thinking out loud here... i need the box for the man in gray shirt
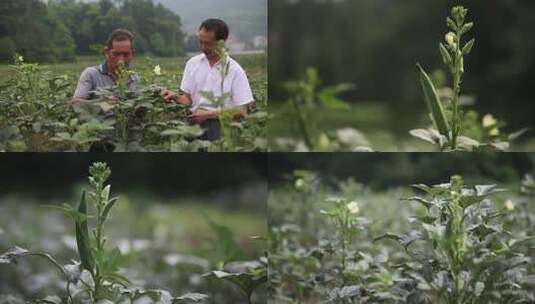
[71,29,139,104]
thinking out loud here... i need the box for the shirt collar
[201,53,224,67]
[98,61,111,75]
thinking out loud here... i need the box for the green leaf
[75,191,94,273]
[0,246,30,263]
[101,196,119,224]
[373,233,417,250]
[416,64,450,137]
[101,272,130,287]
[459,195,485,209]
[205,270,266,301]
[409,128,442,145]
[462,39,475,55]
[439,43,452,66]
[401,196,433,209]
[462,22,474,34]
[318,83,354,110]
[173,293,209,303]
[508,128,529,141]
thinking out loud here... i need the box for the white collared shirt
[180,53,254,111]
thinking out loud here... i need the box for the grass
[0,54,266,82]
[268,101,432,151]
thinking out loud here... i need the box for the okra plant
[320,197,366,281]
[0,162,209,303]
[376,175,534,303]
[412,6,527,151]
[279,68,371,151]
[0,54,73,151]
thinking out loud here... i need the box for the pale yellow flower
[482,114,497,128]
[295,178,305,190]
[18,55,23,62]
[347,201,360,214]
[505,200,514,211]
[445,32,456,47]
[153,65,162,76]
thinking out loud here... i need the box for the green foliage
[0,162,213,303]
[206,258,267,304]
[274,67,371,151]
[269,170,535,303]
[0,54,267,151]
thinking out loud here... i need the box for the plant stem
[291,98,313,149]
[451,28,462,150]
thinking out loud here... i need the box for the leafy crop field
[0,162,267,304]
[268,167,535,303]
[0,54,267,152]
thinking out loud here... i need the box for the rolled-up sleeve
[228,66,254,108]
[73,68,95,99]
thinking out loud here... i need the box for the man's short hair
[107,29,135,50]
[199,19,229,41]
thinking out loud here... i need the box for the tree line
[0,0,186,62]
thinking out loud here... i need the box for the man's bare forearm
[69,97,87,106]
[178,93,192,106]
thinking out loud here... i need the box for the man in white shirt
[160,19,254,141]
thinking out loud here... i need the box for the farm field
[0,53,267,152]
[268,154,535,303]
[0,159,267,304]
[268,102,535,152]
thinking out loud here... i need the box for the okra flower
[505,199,514,211]
[154,65,162,76]
[445,32,456,48]
[482,114,497,128]
[295,178,305,190]
[347,201,360,214]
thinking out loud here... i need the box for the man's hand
[188,109,219,125]
[103,95,118,104]
[160,89,178,103]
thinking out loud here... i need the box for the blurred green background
[268,153,535,191]
[0,153,266,202]
[0,154,266,303]
[269,0,535,150]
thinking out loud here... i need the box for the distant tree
[0,0,186,62]
[0,36,16,61]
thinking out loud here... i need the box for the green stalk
[291,98,313,149]
[451,27,463,150]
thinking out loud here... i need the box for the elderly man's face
[197,28,218,58]
[105,40,134,74]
